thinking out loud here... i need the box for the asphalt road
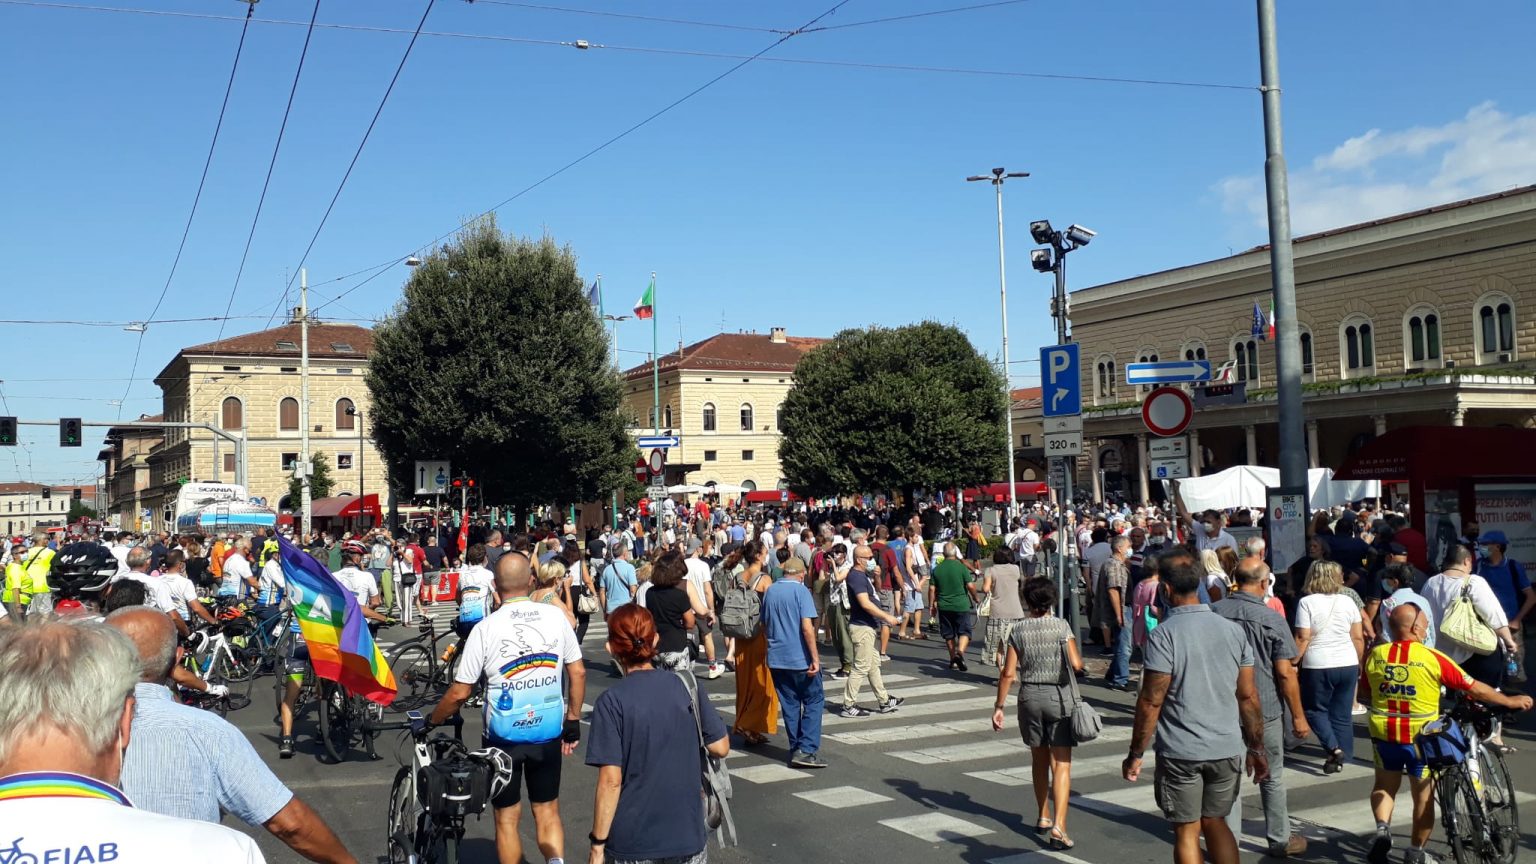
[219,609,1536,864]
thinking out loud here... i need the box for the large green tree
[366,219,631,516]
[778,321,1007,497]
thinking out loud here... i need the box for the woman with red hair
[585,604,730,864]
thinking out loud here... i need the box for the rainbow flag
[276,535,397,705]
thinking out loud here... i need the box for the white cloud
[1218,102,1536,235]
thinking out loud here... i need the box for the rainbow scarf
[277,535,397,705]
[0,771,131,805]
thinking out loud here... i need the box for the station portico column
[1306,420,1320,469]
[1450,406,1466,427]
[1089,439,1103,502]
[1188,428,1202,476]
[1244,425,1258,465]
[1136,433,1150,504]
[1373,414,1388,437]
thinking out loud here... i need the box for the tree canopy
[778,321,1007,496]
[288,452,334,507]
[365,219,630,512]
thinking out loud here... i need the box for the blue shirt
[728,525,746,543]
[1380,587,1437,649]
[120,683,293,826]
[1475,559,1531,620]
[762,579,817,670]
[846,568,881,629]
[600,560,637,612]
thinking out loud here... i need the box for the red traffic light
[467,478,475,488]
[452,478,464,488]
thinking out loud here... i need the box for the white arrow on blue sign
[1125,360,1211,385]
[637,435,681,449]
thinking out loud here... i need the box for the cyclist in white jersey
[456,543,498,639]
[333,542,390,624]
[158,549,217,629]
[429,552,585,864]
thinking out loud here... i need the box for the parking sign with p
[1040,343,1081,418]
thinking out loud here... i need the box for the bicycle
[318,678,389,763]
[0,836,39,864]
[385,617,463,713]
[1426,698,1520,864]
[384,712,510,864]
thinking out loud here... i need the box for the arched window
[1299,329,1315,380]
[336,397,356,430]
[279,397,299,431]
[1230,337,1259,384]
[1340,316,1375,377]
[739,403,754,432]
[740,479,757,492]
[663,404,673,429]
[1475,294,1516,363]
[220,397,243,431]
[1403,307,1441,367]
[702,402,717,432]
[1182,342,1207,363]
[1134,349,1160,392]
[1093,355,1116,403]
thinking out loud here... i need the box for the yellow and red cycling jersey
[1365,640,1474,744]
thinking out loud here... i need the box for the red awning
[1333,427,1536,485]
[743,490,801,504]
[309,494,381,519]
[962,482,1051,500]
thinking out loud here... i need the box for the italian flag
[633,278,655,320]
[1267,300,1276,341]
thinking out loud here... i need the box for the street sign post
[1040,344,1081,418]
[414,460,451,496]
[1148,436,1188,460]
[1043,415,1083,457]
[1125,360,1212,386]
[1150,458,1190,479]
[637,435,681,449]
[1141,387,1194,437]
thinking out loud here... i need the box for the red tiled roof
[179,323,374,361]
[623,332,827,380]
[0,482,45,495]
[1010,386,1043,409]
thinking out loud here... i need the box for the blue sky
[3,0,1534,484]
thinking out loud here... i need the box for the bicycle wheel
[318,682,360,763]
[1440,767,1486,864]
[387,644,437,712]
[214,642,259,683]
[1477,745,1519,864]
[386,765,416,864]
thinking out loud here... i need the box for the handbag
[674,670,737,847]
[1439,580,1497,656]
[575,585,600,615]
[1060,638,1103,743]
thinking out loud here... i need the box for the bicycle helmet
[49,542,119,599]
[342,540,368,559]
[469,746,516,802]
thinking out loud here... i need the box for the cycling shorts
[484,738,563,807]
[1372,739,1430,779]
[285,641,310,682]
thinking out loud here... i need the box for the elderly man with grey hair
[110,546,177,620]
[0,617,266,861]
[107,607,357,864]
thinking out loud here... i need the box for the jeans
[1300,664,1357,760]
[1225,715,1290,849]
[771,667,824,756]
[1107,604,1133,686]
[842,624,890,708]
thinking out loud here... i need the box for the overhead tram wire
[312,0,860,315]
[114,0,257,420]
[799,0,1036,32]
[279,0,438,301]
[213,0,322,344]
[466,0,792,34]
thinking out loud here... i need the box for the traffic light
[467,478,476,488]
[60,417,82,447]
[0,416,15,446]
[72,488,82,502]
[41,487,52,500]
[452,478,464,488]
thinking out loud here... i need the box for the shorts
[937,610,975,641]
[284,641,310,682]
[1373,740,1430,779]
[878,590,896,615]
[1153,755,1241,823]
[903,589,925,615]
[485,738,564,807]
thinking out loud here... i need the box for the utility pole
[1257,0,1305,489]
[967,167,1029,526]
[300,268,312,537]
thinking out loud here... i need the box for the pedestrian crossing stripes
[792,786,893,809]
[878,811,995,842]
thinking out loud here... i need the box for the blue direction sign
[1125,359,1211,386]
[637,435,681,449]
[1040,343,1081,418]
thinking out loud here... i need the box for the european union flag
[1251,302,1265,340]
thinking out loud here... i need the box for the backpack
[719,568,763,640]
[710,559,733,614]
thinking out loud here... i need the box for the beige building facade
[99,415,164,531]
[1,483,93,536]
[130,319,392,530]
[1067,185,1536,502]
[620,329,825,493]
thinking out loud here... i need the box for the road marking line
[986,851,1096,864]
[1283,790,1535,840]
[730,763,812,784]
[1072,760,1371,815]
[878,811,995,842]
[715,681,975,717]
[966,751,1130,785]
[820,695,1013,726]
[793,785,894,809]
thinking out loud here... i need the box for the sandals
[1035,818,1054,834]
[1048,828,1075,850]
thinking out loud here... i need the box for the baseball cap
[1478,530,1510,546]
[1387,542,1408,556]
[782,557,807,576]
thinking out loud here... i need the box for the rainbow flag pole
[275,535,397,705]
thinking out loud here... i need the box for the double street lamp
[345,405,367,529]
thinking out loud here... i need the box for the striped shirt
[120,683,292,826]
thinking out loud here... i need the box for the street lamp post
[603,313,632,531]
[967,167,1029,526]
[346,405,365,530]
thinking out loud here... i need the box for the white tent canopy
[666,483,706,494]
[1174,466,1381,513]
[703,482,747,494]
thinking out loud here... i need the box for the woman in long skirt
[732,539,779,744]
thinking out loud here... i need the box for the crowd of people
[0,491,1532,864]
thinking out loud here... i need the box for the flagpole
[651,272,660,442]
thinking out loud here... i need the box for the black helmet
[50,542,119,599]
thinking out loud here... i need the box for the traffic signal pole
[12,419,247,488]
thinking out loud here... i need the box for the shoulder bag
[1060,633,1102,743]
[674,670,737,847]
[1439,580,1497,656]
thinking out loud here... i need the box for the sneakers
[278,736,294,759]
[705,663,723,680]
[838,704,871,718]
[878,654,892,662]
[831,669,851,680]
[877,696,904,713]
[1267,834,1308,858]
[1403,848,1439,864]
[1323,749,1346,774]
[954,656,969,673]
[1366,829,1392,864]
[789,750,828,769]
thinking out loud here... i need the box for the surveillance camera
[1030,248,1053,273]
[1066,224,1096,246]
[1029,220,1054,245]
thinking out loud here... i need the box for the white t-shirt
[113,571,175,615]
[0,775,265,862]
[159,571,200,621]
[333,566,378,608]
[1295,593,1363,669]
[220,553,253,597]
[257,558,287,606]
[110,544,132,575]
[1421,572,1510,663]
[1196,530,1238,553]
[457,565,496,626]
[684,557,712,603]
[454,598,582,745]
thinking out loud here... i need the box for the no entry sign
[1141,386,1194,437]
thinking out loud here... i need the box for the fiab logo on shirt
[4,836,120,863]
